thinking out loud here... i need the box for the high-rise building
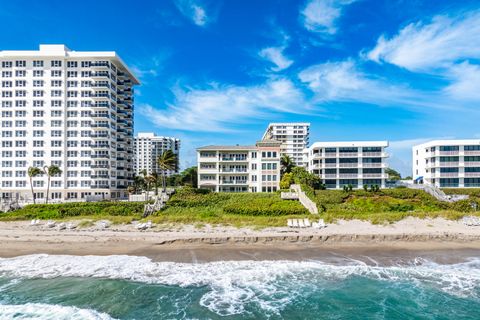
[134,132,180,176]
[0,44,139,201]
[413,139,480,188]
[305,141,389,189]
[197,140,281,192]
[262,122,310,166]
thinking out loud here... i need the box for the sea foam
[0,254,479,316]
[0,303,114,320]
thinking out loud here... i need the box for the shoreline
[0,217,480,262]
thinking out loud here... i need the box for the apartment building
[197,140,281,192]
[262,122,310,166]
[134,132,180,176]
[305,141,389,189]
[413,139,480,188]
[0,44,139,201]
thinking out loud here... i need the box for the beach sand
[1,217,480,262]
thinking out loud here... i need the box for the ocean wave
[0,303,114,320]
[0,255,479,316]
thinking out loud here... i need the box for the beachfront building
[413,139,480,188]
[134,132,180,176]
[197,140,282,192]
[262,122,310,166]
[0,44,139,201]
[305,141,389,189]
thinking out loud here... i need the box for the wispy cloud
[258,46,293,72]
[174,0,210,26]
[301,0,356,35]
[298,60,436,108]
[367,11,480,72]
[139,78,309,132]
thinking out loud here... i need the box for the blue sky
[2,0,480,175]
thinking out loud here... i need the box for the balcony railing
[362,163,383,168]
[219,180,248,185]
[220,168,248,173]
[339,163,358,168]
[465,172,480,177]
[439,162,459,167]
[220,157,248,162]
[438,151,459,156]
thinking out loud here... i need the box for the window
[51,60,62,67]
[67,61,78,68]
[15,60,26,67]
[2,61,12,68]
[33,60,44,67]
[51,70,62,77]
[33,70,44,77]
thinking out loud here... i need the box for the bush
[0,202,144,220]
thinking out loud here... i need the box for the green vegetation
[0,202,144,221]
[385,167,402,181]
[309,188,480,224]
[152,188,309,227]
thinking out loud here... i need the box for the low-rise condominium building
[413,139,480,188]
[305,141,389,189]
[197,140,281,192]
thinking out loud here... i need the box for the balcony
[91,154,110,159]
[362,173,387,178]
[338,152,359,158]
[90,143,110,149]
[465,172,480,178]
[362,163,383,168]
[91,174,110,179]
[438,151,459,156]
[439,162,459,167]
[438,172,459,178]
[91,71,110,79]
[339,163,358,168]
[91,112,110,119]
[324,153,337,158]
[220,157,248,162]
[219,180,248,185]
[219,168,248,173]
[324,163,337,168]
[91,185,109,189]
[91,164,109,169]
[362,152,386,157]
[465,162,480,167]
[338,174,359,178]
[464,151,480,156]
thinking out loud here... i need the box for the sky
[1,0,480,176]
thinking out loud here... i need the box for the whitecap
[0,254,479,316]
[0,303,114,320]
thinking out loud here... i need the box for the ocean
[0,254,479,319]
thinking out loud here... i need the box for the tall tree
[280,154,295,176]
[43,165,62,204]
[157,150,178,192]
[27,167,42,204]
[385,168,402,181]
[181,166,198,188]
[144,175,156,201]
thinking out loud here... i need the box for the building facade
[413,139,480,188]
[305,141,389,189]
[262,122,310,166]
[197,140,281,192]
[0,44,139,201]
[134,132,180,176]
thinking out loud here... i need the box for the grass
[1,187,480,227]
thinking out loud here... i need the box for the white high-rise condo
[0,44,139,201]
[262,122,310,166]
[413,139,480,188]
[134,132,180,176]
[305,141,389,189]
[197,140,281,192]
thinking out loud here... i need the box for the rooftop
[309,141,389,148]
[413,139,480,148]
[0,44,140,84]
[197,145,256,151]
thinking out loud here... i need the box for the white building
[262,122,310,166]
[134,132,180,176]
[305,141,389,189]
[0,44,139,201]
[197,140,281,192]
[413,139,480,188]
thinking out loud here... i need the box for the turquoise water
[0,254,479,319]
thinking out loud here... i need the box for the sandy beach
[0,217,479,262]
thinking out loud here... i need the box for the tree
[386,168,402,181]
[43,165,62,204]
[133,174,145,194]
[157,149,178,192]
[144,175,156,201]
[280,172,294,189]
[28,167,43,204]
[181,166,198,188]
[291,167,322,189]
[280,154,295,176]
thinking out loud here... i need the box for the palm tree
[151,171,159,195]
[157,150,178,193]
[144,175,156,201]
[43,165,62,204]
[133,174,145,194]
[28,167,42,204]
[280,154,295,176]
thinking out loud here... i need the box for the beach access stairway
[143,192,170,217]
[400,182,468,202]
[282,184,318,214]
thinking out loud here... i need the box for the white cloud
[367,11,480,72]
[298,60,434,108]
[443,62,480,101]
[139,78,309,132]
[301,0,356,35]
[174,0,209,26]
[258,46,293,71]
